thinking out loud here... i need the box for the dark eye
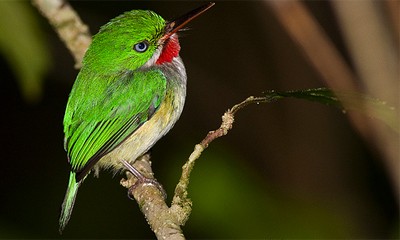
[133,41,149,53]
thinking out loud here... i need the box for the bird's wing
[63,69,166,181]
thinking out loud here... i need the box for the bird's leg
[121,160,167,200]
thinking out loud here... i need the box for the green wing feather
[63,69,166,181]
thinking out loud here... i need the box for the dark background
[0,1,398,238]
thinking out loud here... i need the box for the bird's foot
[121,160,167,200]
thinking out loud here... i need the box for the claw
[121,160,167,200]
[127,184,137,200]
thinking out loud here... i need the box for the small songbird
[59,3,214,232]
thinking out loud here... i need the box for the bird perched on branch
[59,3,214,232]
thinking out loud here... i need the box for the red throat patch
[155,35,181,65]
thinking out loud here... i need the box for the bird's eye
[133,41,149,53]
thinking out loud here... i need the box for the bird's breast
[94,57,187,174]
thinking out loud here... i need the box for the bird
[59,3,214,233]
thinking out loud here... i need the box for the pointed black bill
[161,2,215,41]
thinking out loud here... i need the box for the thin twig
[171,96,275,222]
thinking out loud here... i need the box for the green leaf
[264,88,342,107]
[264,88,398,132]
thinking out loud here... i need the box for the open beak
[160,2,215,42]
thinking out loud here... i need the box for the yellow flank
[93,94,177,175]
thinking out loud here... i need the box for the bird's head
[82,3,214,73]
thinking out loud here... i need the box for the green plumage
[64,69,166,179]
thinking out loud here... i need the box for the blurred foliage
[164,143,354,238]
[0,1,51,103]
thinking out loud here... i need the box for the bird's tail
[59,171,81,234]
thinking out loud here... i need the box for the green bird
[59,3,214,232]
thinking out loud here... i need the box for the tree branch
[31,0,91,68]
[120,155,185,240]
